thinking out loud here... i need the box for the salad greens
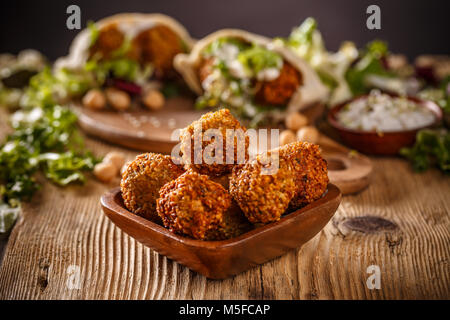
[84,57,150,84]
[284,17,320,61]
[0,202,20,235]
[204,37,250,56]
[406,77,450,174]
[20,67,94,109]
[1,104,98,207]
[88,21,100,46]
[1,65,100,234]
[237,45,282,76]
[85,23,153,85]
[280,18,359,105]
[400,129,450,174]
[419,76,450,115]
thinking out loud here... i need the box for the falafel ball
[204,200,253,240]
[157,171,232,240]
[131,25,185,79]
[229,151,296,224]
[120,153,184,222]
[279,141,329,210]
[90,24,125,60]
[210,173,231,190]
[255,62,303,106]
[180,109,249,177]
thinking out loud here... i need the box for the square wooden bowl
[101,184,341,279]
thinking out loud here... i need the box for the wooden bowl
[101,184,342,279]
[328,95,443,155]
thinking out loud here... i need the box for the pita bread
[56,13,194,71]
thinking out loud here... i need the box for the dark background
[0,0,448,61]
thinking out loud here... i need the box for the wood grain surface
[0,109,449,300]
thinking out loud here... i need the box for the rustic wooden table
[0,109,449,300]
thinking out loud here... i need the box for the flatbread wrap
[56,13,194,84]
[174,29,328,125]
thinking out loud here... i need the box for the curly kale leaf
[400,129,450,174]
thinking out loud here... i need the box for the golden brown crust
[279,142,329,210]
[209,173,231,190]
[90,24,125,60]
[229,151,296,224]
[204,200,253,240]
[255,62,303,106]
[157,171,231,239]
[131,25,186,79]
[120,153,184,222]
[180,109,249,177]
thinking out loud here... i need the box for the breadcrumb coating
[120,153,184,222]
[157,171,232,240]
[229,151,296,224]
[180,109,249,177]
[210,173,231,190]
[279,141,329,210]
[255,62,303,106]
[131,25,185,79]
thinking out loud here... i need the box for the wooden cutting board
[74,98,372,194]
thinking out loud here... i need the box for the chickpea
[104,151,126,172]
[279,130,296,146]
[297,126,319,144]
[105,88,131,111]
[285,112,308,131]
[82,89,106,110]
[93,161,118,183]
[142,89,165,111]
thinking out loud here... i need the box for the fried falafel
[209,173,231,190]
[131,25,185,79]
[120,153,184,222]
[90,24,184,79]
[157,171,232,240]
[180,109,249,177]
[90,24,125,60]
[279,141,329,210]
[204,200,253,241]
[229,151,296,224]
[255,62,303,106]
